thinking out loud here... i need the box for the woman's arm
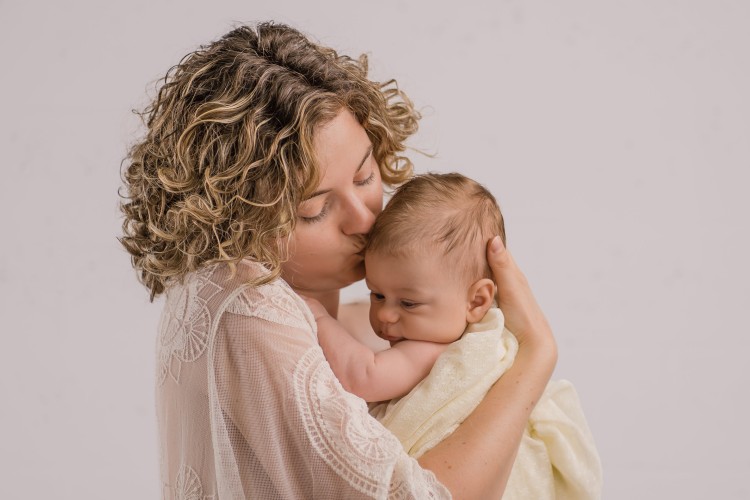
[417,236,558,499]
[308,298,448,401]
[214,299,451,499]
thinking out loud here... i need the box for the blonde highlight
[120,23,420,299]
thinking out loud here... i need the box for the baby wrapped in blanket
[308,173,602,499]
[370,306,600,499]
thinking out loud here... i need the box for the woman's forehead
[313,109,371,169]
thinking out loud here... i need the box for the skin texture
[307,250,496,402]
[280,109,382,314]
[307,298,450,401]
[285,108,557,498]
[366,251,495,345]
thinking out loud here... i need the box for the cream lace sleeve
[156,260,450,500]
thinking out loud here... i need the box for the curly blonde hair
[120,22,420,300]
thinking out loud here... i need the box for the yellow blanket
[370,307,603,499]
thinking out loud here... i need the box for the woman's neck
[297,289,340,318]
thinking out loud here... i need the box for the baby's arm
[306,299,448,402]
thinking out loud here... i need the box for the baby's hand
[302,296,330,322]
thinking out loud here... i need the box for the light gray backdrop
[1,1,748,498]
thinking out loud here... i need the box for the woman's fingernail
[490,236,502,253]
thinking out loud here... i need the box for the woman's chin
[331,261,366,290]
[349,261,367,283]
[283,260,366,292]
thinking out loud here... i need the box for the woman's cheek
[367,184,384,216]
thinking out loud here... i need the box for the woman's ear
[466,278,496,324]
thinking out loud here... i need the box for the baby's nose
[377,304,398,324]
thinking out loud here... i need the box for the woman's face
[281,109,383,294]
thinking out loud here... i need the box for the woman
[120,22,557,499]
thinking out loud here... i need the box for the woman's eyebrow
[355,144,374,173]
[305,144,374,200]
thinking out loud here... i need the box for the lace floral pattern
[157,266,222,385]
[294,347,406,498]
[157,260,449,499]
[225,281,312,332]
[168,465,215,500]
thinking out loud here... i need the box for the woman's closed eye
[299,201,329,224]
[354,168,376,186]
[354,147,376,186]
[298,164,374,224]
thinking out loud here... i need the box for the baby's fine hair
[119,22,420,299]
[367,172,506,283]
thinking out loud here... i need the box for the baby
[308,172,602,500]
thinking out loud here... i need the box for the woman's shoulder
[201,259,315,331]
[163,258,313,330]
[225,261,314,332]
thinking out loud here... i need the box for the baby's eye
[370,292,385,302]
[400,300,419,310]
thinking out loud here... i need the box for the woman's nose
[341,191,376,235]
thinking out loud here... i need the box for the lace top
[156,259,450,499]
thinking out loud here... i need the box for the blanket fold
[369,307,603,499]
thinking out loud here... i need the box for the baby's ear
[466,278,496,323]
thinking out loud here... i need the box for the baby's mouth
[379,330,402,343]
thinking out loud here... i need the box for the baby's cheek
[412,319,434,342]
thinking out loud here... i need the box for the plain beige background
[1,1,748,498]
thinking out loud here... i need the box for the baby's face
[364,250,471,346]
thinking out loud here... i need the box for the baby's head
[365,173,506,345]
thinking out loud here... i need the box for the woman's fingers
[486,236,554,349]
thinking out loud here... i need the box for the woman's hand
[418,237,558,498]
[487,236,557,355]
